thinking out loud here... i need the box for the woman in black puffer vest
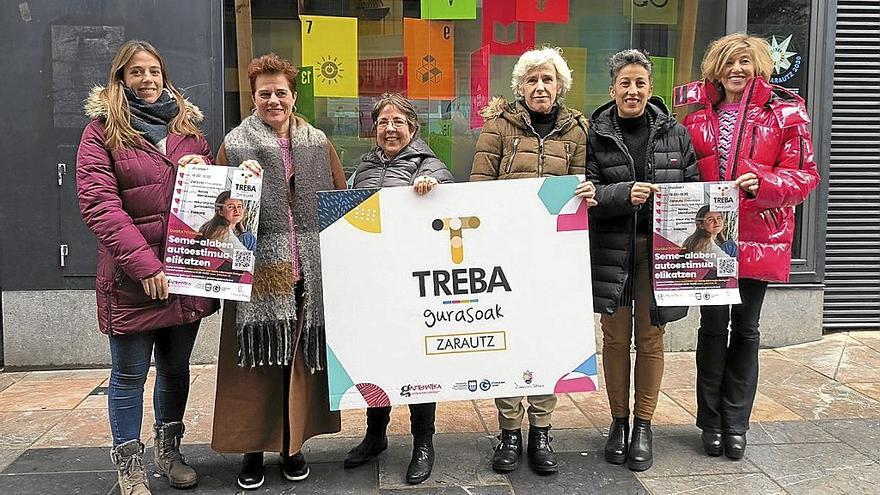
[586,49,698,473]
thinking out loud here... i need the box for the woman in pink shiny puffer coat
[675,33,819,461]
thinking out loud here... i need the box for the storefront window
[747,0,811,97]
[748,0,813,257]
[224,0,726,179]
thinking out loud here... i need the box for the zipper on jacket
[798,136,805,169]
[729,81,758,179]
[521,115,565,177]
[505,137,520,174]
[564,142,572,167]
[749,127,757,159]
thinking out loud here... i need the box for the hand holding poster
[652,182,741,306]
[164,164,262,302]
[318,177,597,410]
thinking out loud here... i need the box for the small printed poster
[470,45,490,129]
[650,56,675,108]
[359,57,408,96]
[560,46,587,112]
[652,182,740,306]
[404,18,456,100]
[482,0,536,56]
[164,164,262,302]
[301,15,359,97]
[624,0,679,25]
[296,66,316,124]
[420,0,477,19]
[515,0,569,23]
[318,177,596,409]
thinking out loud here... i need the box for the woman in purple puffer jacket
[76,40,218,495]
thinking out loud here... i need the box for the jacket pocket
[505,137,520,174]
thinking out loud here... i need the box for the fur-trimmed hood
[83,85,204,123]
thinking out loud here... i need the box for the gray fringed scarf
[224,114,332,371]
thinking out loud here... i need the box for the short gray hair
[608,49,653,82]
[510,46,573,98]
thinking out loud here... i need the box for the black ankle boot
[237,452,264,490]
[344,426,388,468]
[604,416,629,464]
[701,431,723,457]
[492,428,522,473]
[527,426,558,474]
[628,418,653,472]
[723,433,746,460]
[405,435,434,485]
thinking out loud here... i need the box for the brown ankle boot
[111,440,151,495]
[154,421,198,488]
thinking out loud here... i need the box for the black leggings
[367,403,436,438]
[695,278,768,434]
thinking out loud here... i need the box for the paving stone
[746,442,879,494]
[2,446,114,474]
[378,486,513,495]
[379,433,505,490]
[545,426,605,453]
[814,418,880,461]
[643,434,761,476]
[505,451,646,494]
[0,471,117,495]
[146,445,377,495]
[748,420,838,445]
[640,472,785,495]
[0,449,25,473]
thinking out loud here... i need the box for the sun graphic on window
[317,56,344,85]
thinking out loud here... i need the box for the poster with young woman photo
[164,164,262,301]
[652,181,740,306]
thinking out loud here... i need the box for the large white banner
[318,177,597,410]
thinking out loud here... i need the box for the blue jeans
[108,321,200,446]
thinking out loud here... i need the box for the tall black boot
[628,418,653,471]
[405,434,434,485]
[527,426,558,474]
[492,428,522,473]
[604,416,629,464]
[344,408,390,468]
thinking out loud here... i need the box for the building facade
[0,0,875,368]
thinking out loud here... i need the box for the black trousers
[367,403,436,438]
[695,278,768,435]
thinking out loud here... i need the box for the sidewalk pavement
[0,331,877,494]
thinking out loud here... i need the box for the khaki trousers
[495,395,557,430]
[601,236,665,421]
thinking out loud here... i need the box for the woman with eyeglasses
[343,92,454,485]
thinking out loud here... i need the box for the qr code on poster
[232,249,254,271]
[716,257,738,277]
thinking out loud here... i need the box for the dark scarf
[124,87,178,146]
[224,114,333,371]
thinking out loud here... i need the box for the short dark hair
[608,49,653,82]
[371,92,420,134]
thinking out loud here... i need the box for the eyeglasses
[376,118,408,130]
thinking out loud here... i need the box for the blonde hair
[101,40,201,150]
[701,34,774,85]
[511,46,573,98]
